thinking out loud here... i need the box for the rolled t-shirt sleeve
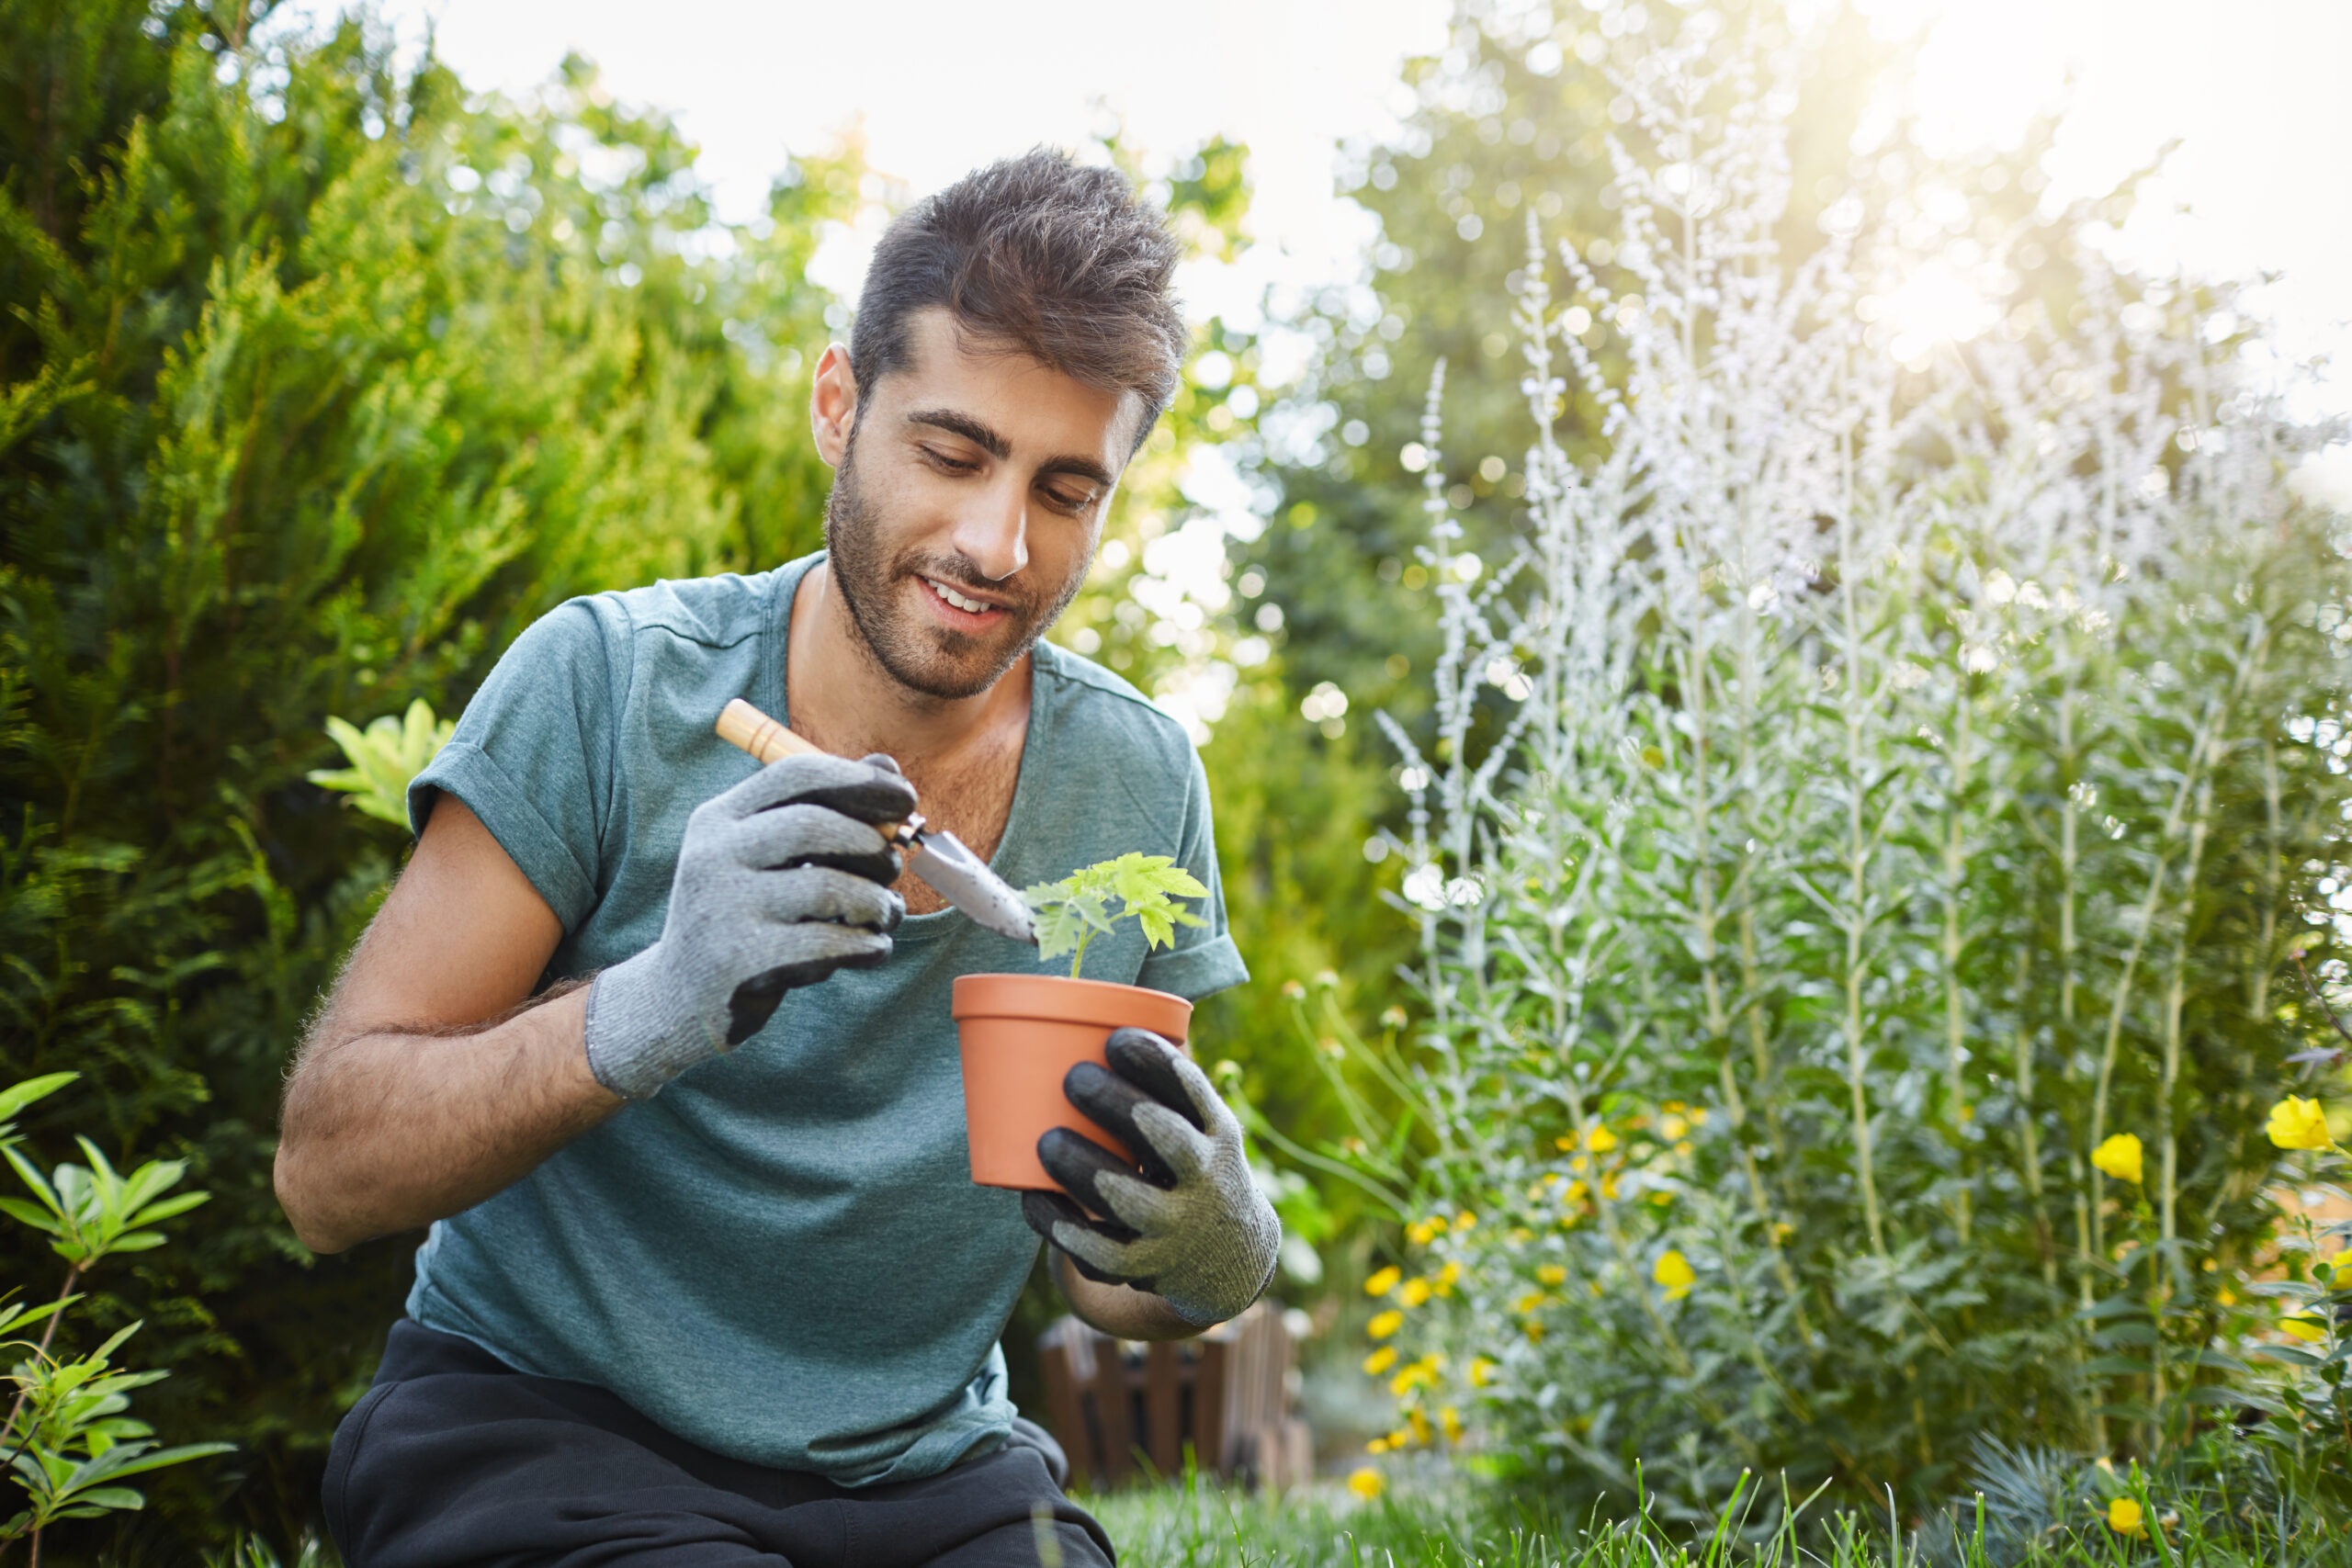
[1136,743,1250,1003]
[408,598,627,931]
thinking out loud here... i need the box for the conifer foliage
[0,0,856,1543]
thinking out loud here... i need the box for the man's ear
[810,344,858,466]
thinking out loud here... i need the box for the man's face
[818,310,1142,701]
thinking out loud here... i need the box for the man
[275,150,1280,1568]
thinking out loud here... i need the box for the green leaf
[0,1198,62,1234]
[0,1075,77,1129]
[125,1190,209,1228]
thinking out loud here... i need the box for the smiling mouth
[921,576,1007,617]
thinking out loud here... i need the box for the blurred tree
[0,1,859,1549]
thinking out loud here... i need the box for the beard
[822,426,1088,701]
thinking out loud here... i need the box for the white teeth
[925,578,993,615]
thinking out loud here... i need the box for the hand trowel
[716,698,1038,946]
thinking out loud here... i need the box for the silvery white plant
[1359,1,2352,1523]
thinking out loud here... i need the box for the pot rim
[951,972,1191,1028]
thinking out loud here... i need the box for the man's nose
[950,479,1030,582]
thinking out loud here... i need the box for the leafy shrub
[0,1073,229,1557]
[1341,6,2352,1529]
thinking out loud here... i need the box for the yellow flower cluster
[1653,1248,1696,1301]
[1404,1210,1477,1247]
[1388,1352,1444,1397]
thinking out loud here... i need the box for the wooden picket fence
[1036,1300,1312,1492]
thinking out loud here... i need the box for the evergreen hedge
[1,2,854,1543]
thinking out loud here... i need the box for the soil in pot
[950,973,1193,1190]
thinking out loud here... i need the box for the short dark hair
[849,150,1186,446]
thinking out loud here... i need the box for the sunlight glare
[1880,260,1997,367]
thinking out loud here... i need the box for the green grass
[1079,1473,2352,1567]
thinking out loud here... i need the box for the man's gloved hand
[1021,1028,1281,1328]
[584,752,917,1100]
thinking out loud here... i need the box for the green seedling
[1023,853,1206,980]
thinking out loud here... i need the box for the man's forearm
[1054,1250,1205,1341]
[275,985,618,1254]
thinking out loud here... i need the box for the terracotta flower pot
[951,973,1193,1190]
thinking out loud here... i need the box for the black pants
[325,1321,1115,1568]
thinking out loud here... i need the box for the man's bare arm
[275,797,621,1255]
[1054,1250,1205,1341]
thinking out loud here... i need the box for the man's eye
[922,446,978,474]
[1044,486,1098,515]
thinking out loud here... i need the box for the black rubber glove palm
[1020,1028,1281,1328]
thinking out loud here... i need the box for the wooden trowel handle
[716,698,821,767]
[715,698,924,852]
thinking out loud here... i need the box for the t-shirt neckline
[765,551,1051,948]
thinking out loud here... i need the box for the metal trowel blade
[911,829,1038,945]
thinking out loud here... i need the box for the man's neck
[783,562,1032,775]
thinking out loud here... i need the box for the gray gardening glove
[1022,1028,1281,1328]
[583,752,916,1100]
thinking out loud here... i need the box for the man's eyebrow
[905,409,1011,460]
[904,408,1115,491]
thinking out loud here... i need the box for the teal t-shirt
[401,552,1248,1483]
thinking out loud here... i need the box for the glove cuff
[584,945,721,1100]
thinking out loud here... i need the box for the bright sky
[345,0,2349,425]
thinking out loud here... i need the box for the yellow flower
[1363,1347,1398,1376]
[1453,1210,1478,1233]
[2092,1133,2143,1185]
[1512,1289,1547,1315]
[1469,1355,1498,1387]
[1390,1366,1425,1396]
[1408,1409,1432,1445]
[1407,1216,1445,1247]
[1555,1135,1577,1152]
[1400,1277,1433,1308]
[1435,1260,1461,1295]
[2107,1497,2143,1537]
[1536,1263,1567,1286]
[1440,1405,1464,1441]
[1771,1221,1794,1244]
[1348,1467,1385,1500]
[2279,1314,2328,1343]
[1654,1248,1696,1301]
[1660,1113,1689,1141]
[1601,1178,1621,1201]
[2267,1095,2334,1151]
[1523,1318,1546,1342]
[1368,1310,1403,1339]
[1365,1266,1401,1298]
[2218,1287,2237,1306]
[1649,1191,1674,1207]
[1587,1125,1619,1153]
[1507,1226,1533,1247]
[1688,1107,1708,1125]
